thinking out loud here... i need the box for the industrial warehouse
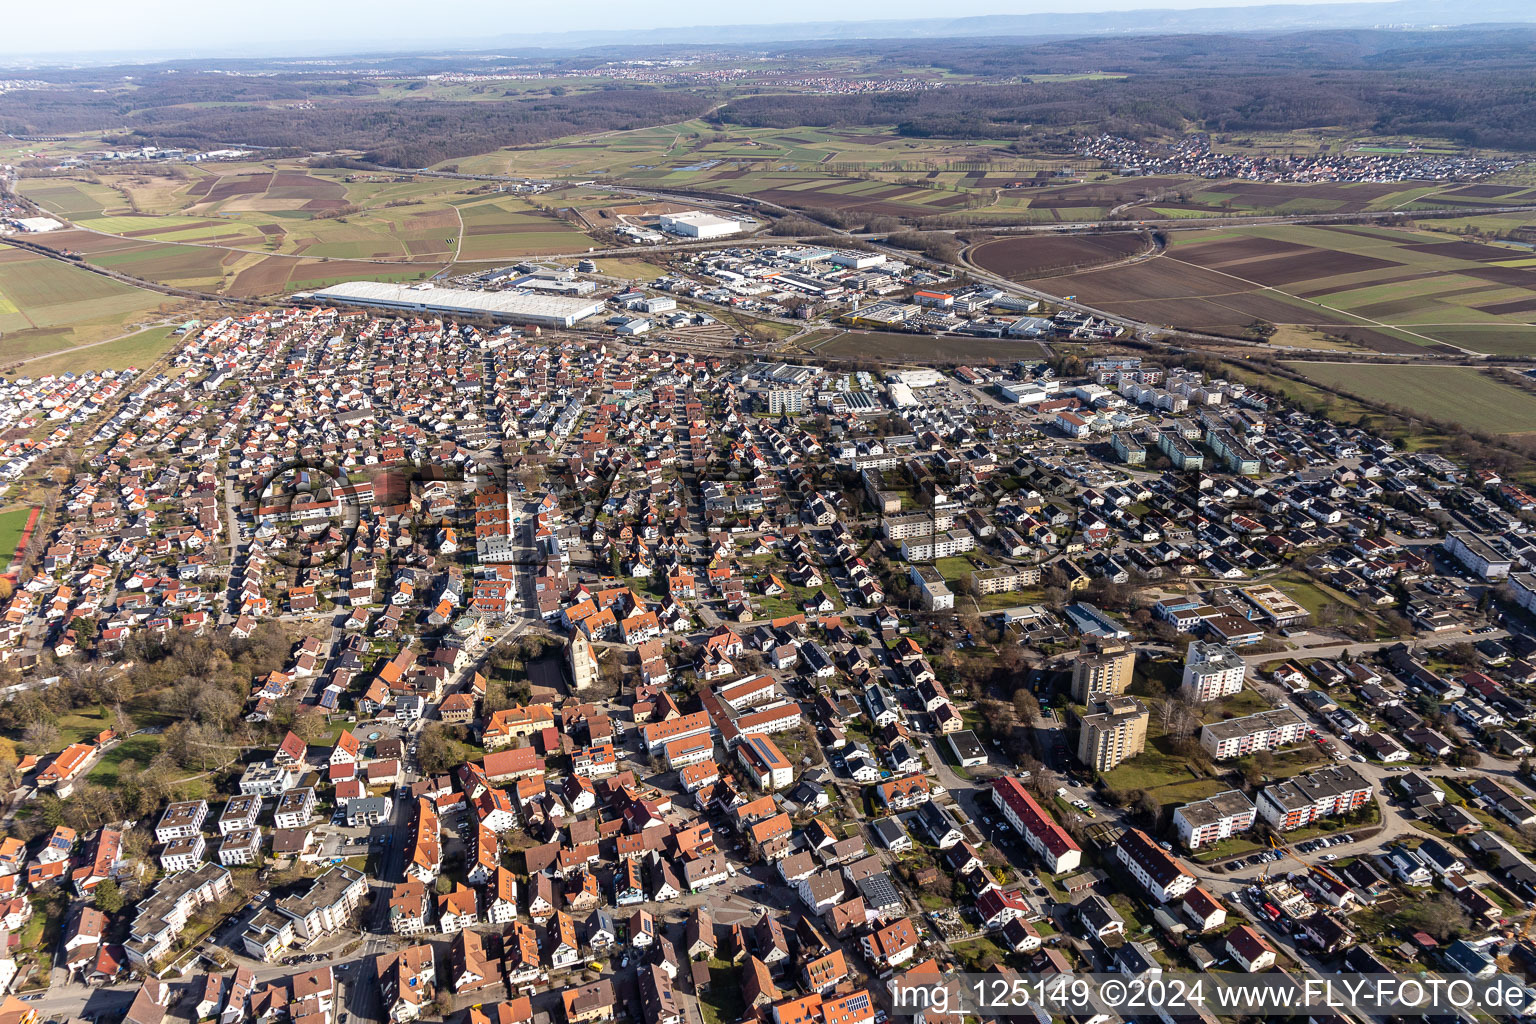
[296,281,607,328]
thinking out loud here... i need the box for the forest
[0,75,714,168]
[722,28,1536,149]
[3,25,1536,164]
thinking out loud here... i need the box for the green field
[0,507,33,563]
[1281,362,1536,434]
[20,324,181,378]
[0,247,179,362]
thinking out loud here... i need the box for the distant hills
[486,0,1536,51]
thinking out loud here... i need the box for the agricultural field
[1023,223,1536,354]
[441,119,1536,227]
[1280,362,1536,435]
[18,324,184,379]
[15,162,607,298]
[971,232,1152,279]
[0,247,183,363]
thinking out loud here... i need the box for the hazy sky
[9,0,1382,60]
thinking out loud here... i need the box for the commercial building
[1180,641,1247,702]
[1239,584,1310,628]
[658,211,740,239]
[1070,639,1136,702]
[300,282,606,329]
[1075,696,1148,772]
[1173,790,1257,850]
[1257,766,1373,831]
[1199,707,1309,760]
[991,776,1081,874]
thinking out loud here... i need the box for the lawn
[1281,363,1536,436]
[933,556,979,582]
[1198,685,1272,722]
[699,962,745,1024]
[951,936,1010,969]
[50,704,119,747]
[1190,835,1265,863]
[88,734,164,787]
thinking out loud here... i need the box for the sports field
[1022,223,1536,354]
[0,508,35,568]
[1280,363,1536,435]
[0,247,178,362]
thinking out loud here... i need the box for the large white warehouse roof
[299,281,605,327]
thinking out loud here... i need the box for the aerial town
[0,246,1532,1024]
[5,5,1536,1024]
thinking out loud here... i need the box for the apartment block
[1199,707,1309,759]
[1069,638,1136,702]
[1180,641,1246,702]
[1257,766,1373,831]
[126,863,233,967]
[1173,790,1257,850]
[1075,696,1148,772]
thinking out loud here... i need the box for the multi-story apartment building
[1257,766,1373,831]
[1173,790,1257,850]
[274,788,316,830]
[218,795,261,835]
[1070,639,1136,702]
[641,711,713,754]
[219,829,262,866]
[970,565,1043,596]
[1199,707,1309,759]
[899,529,975,562]
[126,863,233,967]
[991,776,1081,874]
[242,865,368,961]
[155,800,208,844]
[1115,827,1195,903]
[881,511,955,542]
[1181,641,1247,702]
[1075,696,1148,772]
[160,835,206,873]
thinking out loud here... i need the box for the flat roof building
[1075,696,1148,772]
[1173,790,1256,850]
[299,282,605,328]
[1200,707,1309,760]
[658,211,740,239]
